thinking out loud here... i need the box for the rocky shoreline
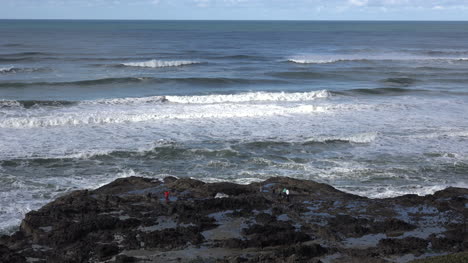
[1,176,467,263]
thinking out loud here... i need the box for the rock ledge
[1,176,467,263]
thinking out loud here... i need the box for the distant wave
[337,87,422,96]
[0,77,286,88]
[287,56,468,64]
[422,50,468,56]
[0,57,39,63]
[0,99,76,109]
[0,52,56,62]
[210,54,267,60]
[121,59,200,68]
[0,67,50,74]
[288,58,368,64]
[82,96,168,105]
[0,77,152,88]
[2,43,25,47]
[304,132,378,144]
[0,67,20,74]
[244,133,377,147]
[269,71,334,79]
[381,77,420,86]
[0,52,52,57]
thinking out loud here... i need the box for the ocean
[1,20,467,234]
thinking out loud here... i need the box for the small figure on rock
[280,188,290,202]
[164,191,170,202]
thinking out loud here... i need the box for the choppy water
[1,20,468,234]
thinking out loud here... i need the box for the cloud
[348,0,369,6]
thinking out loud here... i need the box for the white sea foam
[0,66,14,73]
[121,59,200,68]
[344,182,468,199]
[0,99,21,108]
[82,96,168,105]
[166,90,331,104]
[411,130,468,139]
[288,58,356,64]
[288,55,468,64]
[81,90,331,106]
[0,103,345,128]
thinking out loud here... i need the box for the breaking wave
[0,91,338,128]
[165,90,331,104]
[83,90,330,105]
[287,56,468,64]
[1,90,331,109]
[288,58,368,64]
[121,59,200,68]
[0,106,334,128]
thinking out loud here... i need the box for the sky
[1,0,468,20]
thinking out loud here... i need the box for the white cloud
[349,0,369,6]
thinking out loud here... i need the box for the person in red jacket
[164,191,170,202]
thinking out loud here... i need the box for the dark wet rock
[377,237,429,255]
[242,222,311,248]
[0,244,26,263]
[95,243,120,260]
[163,176,178,184]
[276,243,328,258]
[1,176,467,262]
[254,212,276,224]
[410,252,468,263]
[95,176,161,195]
[115,254,139,263]
[140,226,205,249]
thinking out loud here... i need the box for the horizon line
[1,18,468,22]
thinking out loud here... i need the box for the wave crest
[0,67,48,74]
[288,56,468,64]
[166,90,331,104]
[304,132,378,144]
[121,59,200,68]
[288,58,363,64]
[81,90,331,105]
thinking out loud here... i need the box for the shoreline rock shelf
[1,176,467,262]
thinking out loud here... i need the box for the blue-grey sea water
[1,20,468,233]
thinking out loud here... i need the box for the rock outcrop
[1,176,467,262]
